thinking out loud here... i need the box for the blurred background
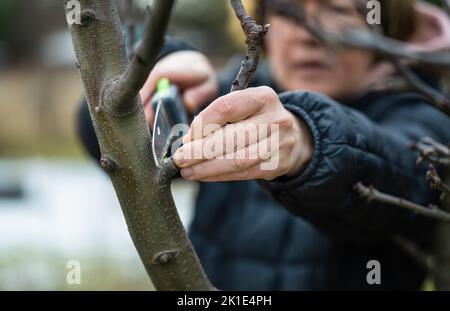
[0,0,248,290]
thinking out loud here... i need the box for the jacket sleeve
[260,91,450,244]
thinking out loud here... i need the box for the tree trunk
[65,0,214,291]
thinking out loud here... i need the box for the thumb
[183,78,218,113]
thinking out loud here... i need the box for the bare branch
[230,0,269,92]
[395,62,450,116]
[411,137,450,166]
[354,182,450,223]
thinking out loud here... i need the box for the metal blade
[152,98,176,167]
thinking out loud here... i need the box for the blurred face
[266,0,376,100]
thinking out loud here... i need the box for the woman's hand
[173,86,314,182]
[140,51,218,126]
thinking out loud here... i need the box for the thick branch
[354,182,450,223]
[230,0,269,92]
[112,0,175,110]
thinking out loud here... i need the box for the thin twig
[230,0,269,92]
[354,182,450,223]
[395,62,450,116]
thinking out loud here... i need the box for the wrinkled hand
[173,86,313,182]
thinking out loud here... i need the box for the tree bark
[64,0,213,291]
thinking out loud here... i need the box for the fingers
[184,86,278,143]
[173,86,298,182]
[196,163,267,182]
[192,163,262,182]
[166,82,313,182]
[174,114,274,169]
[179,135,279,181]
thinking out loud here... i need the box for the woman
[79,0,450,290]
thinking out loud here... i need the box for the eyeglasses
[264,0,367,31]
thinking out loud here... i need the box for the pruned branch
[230,0,269,92]
[354,182,450,223]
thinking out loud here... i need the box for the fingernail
[181,168,193,179]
